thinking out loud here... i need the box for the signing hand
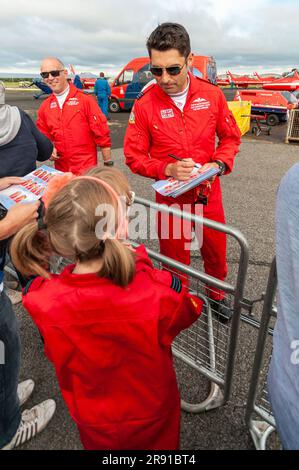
[165,158,196,181]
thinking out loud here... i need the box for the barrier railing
[131,196,249,411]
[245,257,277,450]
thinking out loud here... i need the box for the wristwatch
[215,160,226,176]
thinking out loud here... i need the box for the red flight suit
[124,73,241,300]
[22,245,202,450]
[37,83,111,175]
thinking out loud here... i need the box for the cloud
[0,0,298,75]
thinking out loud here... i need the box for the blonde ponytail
[99,238,135,287]
[10,223,51,279]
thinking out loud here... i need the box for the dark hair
[146,23,191,59]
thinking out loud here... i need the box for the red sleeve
[158,279,203,346]
[124,100,169,180]
[144,267,203,345]
[134,246,203,343]
[212,89,241,173]
[36,105,53,141]
[84,95,111,148]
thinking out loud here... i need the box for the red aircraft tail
[69,64,76,75]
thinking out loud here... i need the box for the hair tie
[42,172,74,209]
[37,200,47,230]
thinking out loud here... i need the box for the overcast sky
[0,0,297,76]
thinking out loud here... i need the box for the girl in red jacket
[11,167,202,450]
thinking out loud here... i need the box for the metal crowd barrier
[245,257,277,450]
[132,196,249,413]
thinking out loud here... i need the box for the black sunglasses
[149,63,186,77]
[40,70,64,79]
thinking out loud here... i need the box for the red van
[234,89,298,125]
[109,55,217,112]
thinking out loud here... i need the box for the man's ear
[187,53,193,68]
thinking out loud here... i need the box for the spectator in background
[268,163,299,450]
[37,57,113,173]
[73,74,83,90]
[0,81,53,303]
[94,72,111,119]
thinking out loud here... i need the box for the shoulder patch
[170,274,182,293]
[129,110,135,124]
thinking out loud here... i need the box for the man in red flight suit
[124,23,241,320]
[37,57,113,174]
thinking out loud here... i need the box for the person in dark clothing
[0,185,56,450]
[0,81,53,300]
[0,91,53,177]
[73,74,83,90]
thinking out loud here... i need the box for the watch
[215,160,226,176]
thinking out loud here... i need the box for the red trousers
[156,178,227,300]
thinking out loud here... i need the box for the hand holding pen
[167,154,220,183]
[165,154,196,181]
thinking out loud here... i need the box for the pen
[168,154,201,169]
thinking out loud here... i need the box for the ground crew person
[124,23,241,320]
[94,72,111,119]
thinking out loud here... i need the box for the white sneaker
[5,287,22,305]
[17,379,35,406]
[1,399,56,450]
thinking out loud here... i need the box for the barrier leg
[178,297,225,412]
[249,419,276,451]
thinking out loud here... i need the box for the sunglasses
[40,70,64,79]
[149,63,186,77]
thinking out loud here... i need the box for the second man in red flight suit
[37,57,113,175]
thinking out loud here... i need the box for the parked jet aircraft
[226,71,261,87]
[261,70,299,91]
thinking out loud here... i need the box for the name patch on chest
[50,102,57,109]
[160,108,174,119]
[191,97,210,111]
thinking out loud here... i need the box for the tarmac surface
[5,90,299,450]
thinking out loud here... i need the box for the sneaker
[210,298,233,323]
[5,287,22,305]
[103,160,114,167]
[17,379,35,406]
[1,399,56,450]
